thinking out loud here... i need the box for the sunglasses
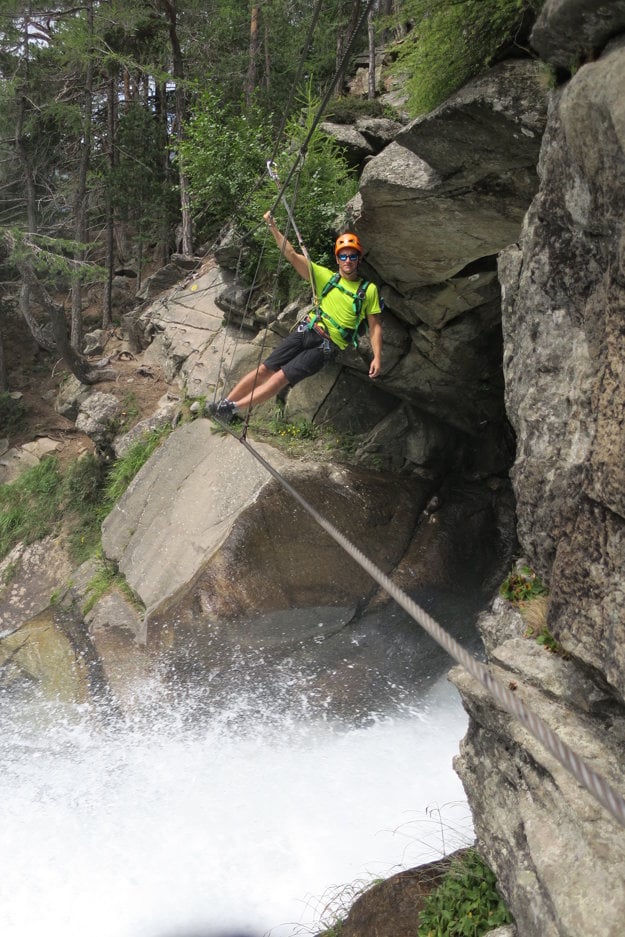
[337,253,360,262]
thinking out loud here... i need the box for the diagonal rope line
[266,0,379,223]
[206,426,625,829]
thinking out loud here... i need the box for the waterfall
[0,666,471,937]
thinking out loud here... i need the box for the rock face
[7,6,625,931]
[354,60,546,290]
[98,417,516,718]
[133,62,548,481]
[531,0,625,68]
[450,5,625,935]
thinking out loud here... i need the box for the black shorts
[264,324,339,386]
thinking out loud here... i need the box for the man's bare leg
[226,363,274,402]
[231,368,289,410]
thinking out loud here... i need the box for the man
[208,210,382,423]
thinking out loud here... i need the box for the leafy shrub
[390,0,545,116]
[241,82,359,301]
[417,849,512,936]
[179,89,273,243]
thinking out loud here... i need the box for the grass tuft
[0,425,172,565]
[0,457,63,556]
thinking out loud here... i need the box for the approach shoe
[214,398,240,424]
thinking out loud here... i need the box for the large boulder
[101,418,428,619]
[352,59,548,293]
[531,0,625,69]
[98,418,517,718]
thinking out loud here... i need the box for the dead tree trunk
[368,3,377,100]
[16,258,116,386]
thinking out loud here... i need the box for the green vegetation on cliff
[392,0,545,115]
[0,426,171,566]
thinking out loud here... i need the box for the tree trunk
[245,3,261,107]
[17,259,115,386]
[103,74,116,328]
[368,3,377,100]
[71,0,94,351]
[154,79,170,270]
[263,9,271,93]
[0,326,7,393]
[18,283,56,353]
[161,0,193,256]
[336,0,362,86]
[14,16,54,354]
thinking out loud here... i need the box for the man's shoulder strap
[320,273,341,298]
[321,275,370,310]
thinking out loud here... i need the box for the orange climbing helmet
[335,232,363,257]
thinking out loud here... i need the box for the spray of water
[0,662,472,937]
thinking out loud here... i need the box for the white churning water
[0,672,472,937]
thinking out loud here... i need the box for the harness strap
[307,274,370,347]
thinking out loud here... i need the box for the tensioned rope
[209,423,625,829]
[266,0,379,223]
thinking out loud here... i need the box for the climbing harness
[305,273,371,348]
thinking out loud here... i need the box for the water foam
[0,674,471,937]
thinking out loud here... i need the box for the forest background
[0,0,542,393]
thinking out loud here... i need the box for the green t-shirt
[310,261,381,350]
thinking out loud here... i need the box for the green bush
[179,89,273,244]
[63,453,107,563]
[241,82,359,301]
[418,849,512,937]
[390,0,545,116]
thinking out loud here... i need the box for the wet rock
[451,639,625,937]
[328,853,461,937]
[0,607,90,702]
[0,536,73,637]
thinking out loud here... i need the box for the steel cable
[220,429,625,830]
